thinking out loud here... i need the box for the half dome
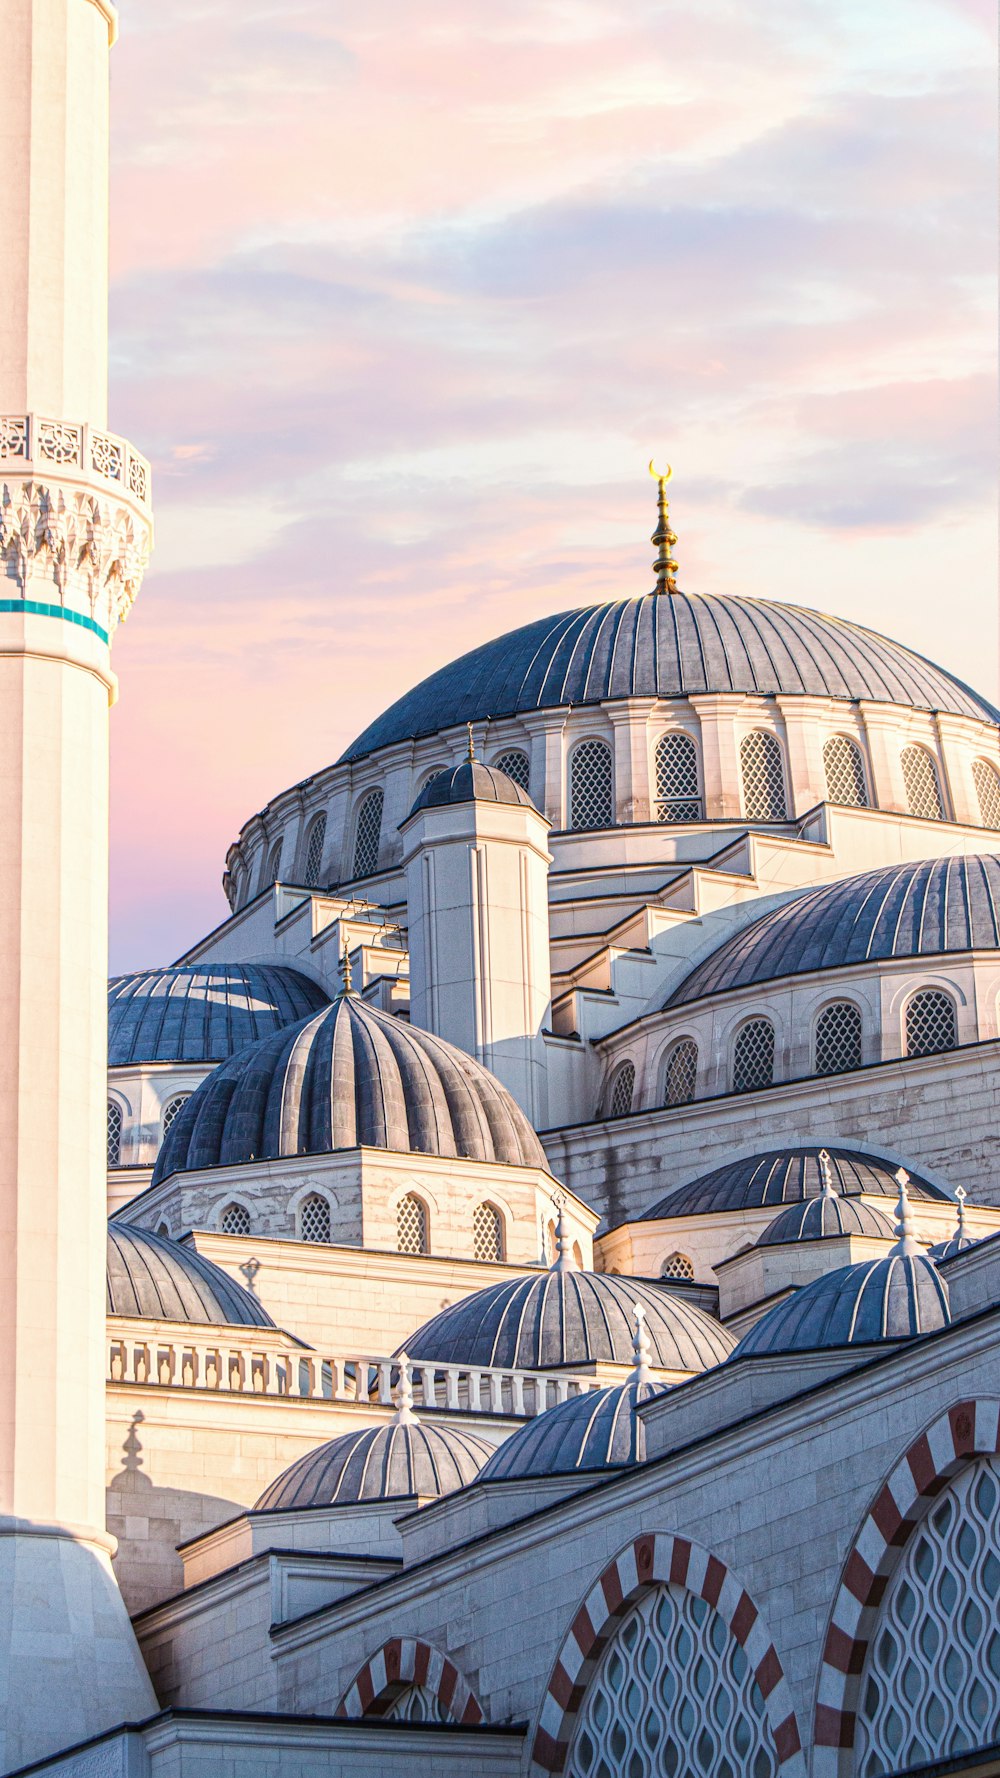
[641,1147,947,1221]
[478,1377,665,1482]
[408,759,535,818]
[254,1419,493,1511]
[732,1253,950,1358]
[108,963,330,1066]
[107,1223,274,1327]
[757,1195,894,1247]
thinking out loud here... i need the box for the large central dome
[341,592,998,763]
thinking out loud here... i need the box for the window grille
[654,732,701,821]
[569,1583,780,1778]
[352,789,384,878]
[419,765,447,790]
[473,1201,504,1262]
[492,748,530,791]
[299,1192,331,1244]
[107,1101,123,1167]
[740,731,787,821]
[303,813,327,887]
[397,1193,428,1256]
[662,1037,698,1106]
[220,1201,251,1236]
[814,1002,863,1075]
[901,746,944,821]
[385,1686,451,1725]
[570,739,613,830]
[162,1095,188,1138]
[905,988,957,1058]
[824,735,869,807]
[660,1251,694,1281]
[608,1061,635,1118]
[973,759,1000,830]
[855,1456,1000,1776]
[265,840,283,885]
[731,1018,775,1093]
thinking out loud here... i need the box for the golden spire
[467,721,476,762]
[341,937,354,996]
[649,461,679,594]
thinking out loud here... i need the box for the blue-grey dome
[668,856,1000,1008]
[254,1419,493,1510]
[930,1231,979,1261]
[641,1148,947,1220]
[107,1223,274,1327]
[478,1377,666,1482]
[757,1195,894,1247]
[108,964,330,1067]
[401,1272,735,1372]
[340,593,999,764]
[732,1253,950,1357]
[152,992,548,1183]
[407,760,535,819]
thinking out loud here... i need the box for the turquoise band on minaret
[0,599,109,644]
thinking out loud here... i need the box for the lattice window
[303,813,327,887]
[905,988,957,1058]
[473,1201,504,1262]
[740,731,787,821]
[569,1582,780,1778]
[824,735,869,807]
[385,1685,451,1724]
[352,789,384,878]
[299,1192,331,1244]
[855,1456,1000,1776]
[731,1018,775,1093]
[492,748,530,791]
[815,1001,863,1075]
[107,1101,123,1167]
[901,746,944,821]
[570,739,614,830]
[608,1061,635,1118]
[397,1193,429,1255]
[265,840,283,886]
[660,1251,694,1281]
[162,1095,188,1138]
[662,1037,698,1106]
[973,759,1000,830]
[220,1201,251,1236]
[654,731,701,821]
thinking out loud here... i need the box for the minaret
[0,0,156,1765]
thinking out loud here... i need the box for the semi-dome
[478,1376,666,1482]
[668,855,1000,1008]
[641,1146,947,1221]
[407,759,535,818]
[152,991,548,1183]
[108,963,330,1067]
[757,1195,894,1247]
[254,1418,492,1511]
[341,593,999,764]
[732,1253,950,1358]
[107,1223,275,1327]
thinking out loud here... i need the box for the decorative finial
[891,1168,920,1257]
[341,939,354,996]
[649,461,679,595]
[630,1301,653,1387]
[954,1183,968,1242]
[818,1149,838,1200]
[393,1351,418,1425]
[467,721,476,763]
[551,1193,573,1273]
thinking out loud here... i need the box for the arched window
[901,745,944,820]
[299,1192,331,1244]
[156,1221,170,1237]
[824,735,869,807]
[814,1001,863,1075]
[385,1686,450,1724]
[660,1251,694,1281]
[265,840,283,885]
[607,1061,635,1118]
[472,1201,504,1263]
[905,988,957,1058]
[396,1193,428,1256]
[855,1456,1000,1776]
[352,789,383,878]
[107,1100,123,1167]
[568,1583,781,1777]
[731,1017,775,1093]
[303,813,327,887]
[161,1094,188,1138]
[740,731,787,821]
[492,748,530,791]
[220,1201,251,1236]
[662,1036,698,1106]
[570,738,613,830]
[972,758,1000,830]
[654,731,701,822]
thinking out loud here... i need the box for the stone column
[859,704,909,813]
[689,694,747,821]
[935,714,987,828]
[775,695,831,815]
[609,700,656,825]
[523,712,567,829]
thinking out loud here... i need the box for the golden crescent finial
[648,460,672,484]
[649,461,678,593]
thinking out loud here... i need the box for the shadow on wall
[108,1411,242,1616]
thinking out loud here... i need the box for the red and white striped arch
[336,1634,484,1725]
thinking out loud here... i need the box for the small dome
[108,963,330,1067]
[479,1377,666,1482]
[929,1192,978,1261]
[254,1419,493,1511]
[757,1195,894,1247]
[107,1223,274,1328]
[152,992,548,1183]
[401,1271,735,1372]
[732,1252,950,1358]
[407,759,536,819]
[642,1147,947,1220]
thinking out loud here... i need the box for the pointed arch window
[607,1060,636,1118]
[397,1193,429,1256]
[352,789,384,878]
[654,732,701,821]
[824,735,869,807]
[814,1001,863,1075]
[905,988,957,1057]
[570,739,613,829]
[472,1202,504,1262]
[299,1192,331,1244]
[901,746,944,820]
[660,1251,694,1281]
[162,1094,189,1138]
[265,840,283,885]
[662,1036,698,1106]
[220,1201,251,1236]
[973,759,1000,830]
[731,1017,775,1093]
[740,731,786,820]
[492,748,530,791]
[107,1100,123,1167]
[303,813,327,887]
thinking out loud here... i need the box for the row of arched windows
[395,1192,506,1262]
[107,1094,189,1168]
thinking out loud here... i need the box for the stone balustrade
[0,412,152,509]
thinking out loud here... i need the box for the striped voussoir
[813,1397,1000,1778]
[530,1531,805,1777]
[336,1635,484,1725]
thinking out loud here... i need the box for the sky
[106,0,997,972]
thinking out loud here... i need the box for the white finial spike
[393,1351,418,1425]
[630,1301,652,1387]
[551,1194,573,1273]
[954,1183,968,1241]
[818,1149,838,1199]
[891,1168,920,1257]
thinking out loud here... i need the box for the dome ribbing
[732,1253,950,1357]
[757,1195,894,1247]
[255,1420,492,1510]
[478,1377,666,1481]
[108,963,329,1066]
[407,760,536,818]
[107,1224,274,1328]
[641,1147,947,1221]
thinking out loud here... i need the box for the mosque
[3,4,1000,1777]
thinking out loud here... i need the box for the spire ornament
[467,721,476,762]
[953,1184,969,1244]
[818,1149,838,1200]
[341,938,354,997]
[891,1168,921,1258]
[393,1351,418,1425]
[550,1193,573,1273]
[630,1302,653,1387]
[649,461,679,594]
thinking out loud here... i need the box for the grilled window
[352,789,384,878]
[905,988,957,1058]
[265,840,283,885]
[162,1094,188,1138]
[220,1201,251,1236]
[472,1201,504,1262]
[660,1251,695,1281]
[492,748,530,791]
[299,1192,331,1244]
[303,813,327,887]
[973,759,1000,830]
[396,1192,429,1256]
[901,746,944,821]
[740,731,786,821]
[814,1002,863,1075]
[731,1018,775,1093]
[608,1061,636,1118]
[107,1100,123,1167]
[570,739,613,830]
[654,732,701,822]
[662,1037,698,1106]
[823,735,869,807]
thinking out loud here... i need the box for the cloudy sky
[107,0,997,971]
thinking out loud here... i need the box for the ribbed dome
[641,1147,947,1221]
[401,1272,735,1372]
[478,1377,666,1481]
[152,993,548,1183]
[930,1231,979,1261]
[408,760,535,818]
[108,964,329,1066]
[107,1223,274,1327]
[668,856,1000,1008]
[254,1420,493,1510]
[340,593,999,764]
[732,1253,950,1357]
[757,1195,894,1247]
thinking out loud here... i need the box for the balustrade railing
[0,412,151,506]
